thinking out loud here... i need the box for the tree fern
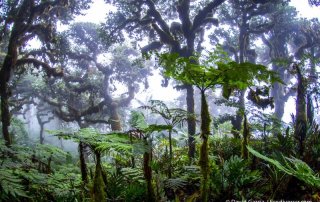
[51,128,133,154]
[0,168,28,200]
[164,178,188,190]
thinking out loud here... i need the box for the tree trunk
[0,24,19,146]
[294,64,307,157]
[39,123,44,144]
[36,111,44,144]
[92,151,106,202]
[241,115,250,159]
[110,102,122,131]
[232,23,250,139]
[186,84,196,161]
[231,90,245,138]
[79,141,88,184]
[143,138,155,201]
[177,48,196,162]
[272,82,285,120]
[168,129,173,178]
[271,62,289,121]
[199,90,211,202]
[0,89,11,146]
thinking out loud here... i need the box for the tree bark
[79,141,89,184]
[0,33,18,146]
[168,129,173,178]
[232,90,245,138]
[110,101,122,131]
[143,138,155,201]
[294,64,307,157]
[92,151,106,202]
[186,84,196,161]
[231,24,248,138]
[272,81,285,120]
[199,90,211,202]
[241,114,250,159]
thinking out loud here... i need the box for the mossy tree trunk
[91,150,106,202]
[143,138,155,201]
[0,31,18,146]
[199,90,211,202]
[168,128,173,178]
[241,114,250,159]
[294,64,307,157]
[79,141,89,184]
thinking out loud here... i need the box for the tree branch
[177,0,192,38]
[192,0,225,32]
[16,58,63,77]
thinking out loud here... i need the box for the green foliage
[129,111,149,131]
[211,155,263,200]
[140,99,194,127]
[0,168,28,200]
[122,167,145,184]
[51,128,133,154]
[164,178,188,190]
[158,50,281,94]
[0,139,82,201]
[210,137,242,161]
[129,111,172,134]
[248,146,320,189]
[9,117,28,144]
[124,183,146,202]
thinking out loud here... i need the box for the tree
[22,22,151,131]
[103,0,226,160]
[54,128,133,201]
[159,49,279,201]
[129,111,172,201]
[211,0,289,136]
[0,0,92,146]
[260,5,298,120]
[140,99,194,178]
[309,0,320,6]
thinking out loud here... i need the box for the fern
[51,128,133,154]
[164,178,188,190]
[121,167,145,184]
[0,139,82,201]
[0,169,28,200]
[129,111,148,130]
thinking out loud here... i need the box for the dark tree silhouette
[0,0,92,146]
[103,0,226,160]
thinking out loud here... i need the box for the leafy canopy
[158,48,281,97]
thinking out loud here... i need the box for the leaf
[247,146,320,189]
[0,169,29,199]
[129,111,148,130]
[164,178,188,190]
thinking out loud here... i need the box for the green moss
[91,151,106,202]
[199,90,211,202]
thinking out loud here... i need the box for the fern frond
[164,178,188,190]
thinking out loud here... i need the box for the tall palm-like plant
[140,100,195,178]
[158,48,280,201]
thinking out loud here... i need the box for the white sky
[77,0,320,23]
[291,0,320,19]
